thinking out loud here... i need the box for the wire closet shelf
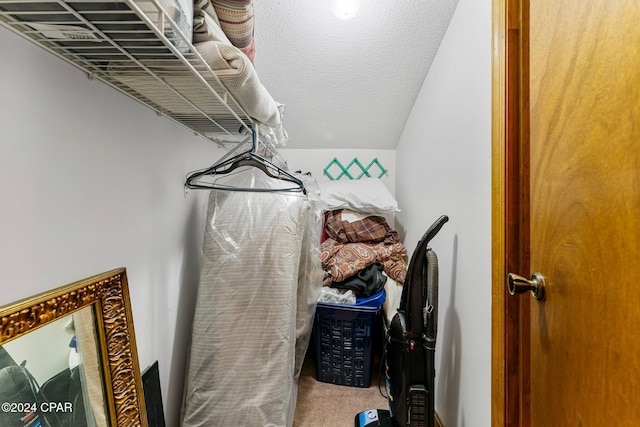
[0,0,257,150]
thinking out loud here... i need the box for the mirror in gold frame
[0,268,147,427]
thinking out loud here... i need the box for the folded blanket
[195,0,255,62]
[213,0,255,62]
[325,210,393,244]
[107,6,287,146]
[193,7,287,145]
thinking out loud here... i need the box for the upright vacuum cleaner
[355,215,449,427]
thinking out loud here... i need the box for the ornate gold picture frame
[0,268,147,427]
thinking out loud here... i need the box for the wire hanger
[185,129,305,193]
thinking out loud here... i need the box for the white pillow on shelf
[318,178,400,215]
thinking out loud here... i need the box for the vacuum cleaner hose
[424,249,439,343]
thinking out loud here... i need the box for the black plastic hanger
[184,130,305,193]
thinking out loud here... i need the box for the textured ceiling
[252,0,459,149]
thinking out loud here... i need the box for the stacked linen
[193,0,287,146]
[192,6,282,131]
[108,0,287,147]
[208,0,256,62]
[317,178,406,323]
[182,169,321,427]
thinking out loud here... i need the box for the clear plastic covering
[318,286,357,305]
[182,167,323,427]
[293,174,324,379]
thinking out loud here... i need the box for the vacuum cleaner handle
[422,216,447,347]
[401,215,449,332]
[422,215,449,247]
[403,215,448,296]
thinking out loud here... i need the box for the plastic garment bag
[293,175,323,379]
[182,167,322,427]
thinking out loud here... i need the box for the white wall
[395,0,492,425]
[0,27,221,426]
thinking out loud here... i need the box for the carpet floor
[293,351,389,427]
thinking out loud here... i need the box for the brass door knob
[508,272,546,301]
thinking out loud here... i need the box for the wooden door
[492,0,640,425]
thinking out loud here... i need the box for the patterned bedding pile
[321,210,407,286]
[319,209,407,324]
[316,178,407,323]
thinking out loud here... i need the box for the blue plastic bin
[355,289,387,307]
[313,290,385,387]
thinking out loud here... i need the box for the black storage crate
[313,301,381,388]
